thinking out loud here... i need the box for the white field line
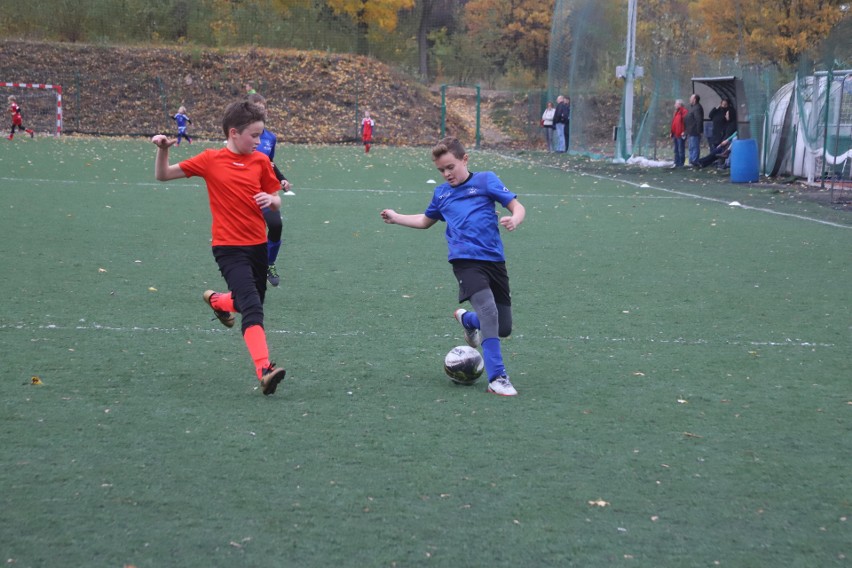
[1,175,683,199]
[6,169,849,228]
[492,153,852,230]
[0,322,835,348]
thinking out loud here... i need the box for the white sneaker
[453,308,481,348]
[282,190,296,196]
[487,375,517,396]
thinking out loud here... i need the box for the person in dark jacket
[684,94,704,167]
[553,95,570,153]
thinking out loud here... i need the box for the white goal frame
[2,81,63,136]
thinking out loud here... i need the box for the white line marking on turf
[0,323,834,348]
[0,176,166,188]
[492,153,852,230]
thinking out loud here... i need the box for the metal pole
[820,69,833,189]
[623,0,637,157]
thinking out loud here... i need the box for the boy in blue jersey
[171,106,192,146]
[247,93,293,287]
[380,137,526,396]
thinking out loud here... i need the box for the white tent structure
[762,70,852,193]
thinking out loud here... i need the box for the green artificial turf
[1,138,849,567]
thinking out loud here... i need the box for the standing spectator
[553,95,570,153]
[562,96,571,149]
[7,96,34,140]
[685,94,704,167]
[150,100,287,395]
[670,99,687,168]
[541,102,556,151]
[247,92,293,288]
[708,98,735,150]
[361,109,375,154]
[171,106,192,146]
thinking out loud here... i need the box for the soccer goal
[1,82,63,136]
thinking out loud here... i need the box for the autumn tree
[414,0,458,81]
[326,0,415,55]
[695,0,849,66]
[635,0,702,63]
[463,0,554,80]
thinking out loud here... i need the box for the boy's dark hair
[432,137,466,161]
[222,101,265,138]
[246,93,266,106]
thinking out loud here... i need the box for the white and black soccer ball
[443,345,484,385]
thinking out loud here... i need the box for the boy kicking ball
[151,101,286,395]
[380,137,526,396]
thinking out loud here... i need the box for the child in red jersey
[151,101,287,395]
[7,96,34,140]
[361,109,375,153]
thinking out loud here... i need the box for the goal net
[1,82,63,136]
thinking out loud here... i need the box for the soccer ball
[443,345,484,385]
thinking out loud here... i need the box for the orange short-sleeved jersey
[180,148,280,246]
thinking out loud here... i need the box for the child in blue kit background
[171,106,192,145]
[380,137,526,396]
[247,92,293,287]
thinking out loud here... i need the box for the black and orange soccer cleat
[260,363,286,396]
[202,290,235,328]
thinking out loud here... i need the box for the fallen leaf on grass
[588,499,609,507]
[31,376,43,385]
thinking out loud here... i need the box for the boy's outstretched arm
[499,199,526,232]
[380,209,438,229]
[151,135,187,181]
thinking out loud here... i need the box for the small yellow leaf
[31,376,43,385]
[148,287,158,292]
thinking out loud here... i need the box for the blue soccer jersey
[424,171,517,262]
[173,113,190,129]
[257,129,277,160]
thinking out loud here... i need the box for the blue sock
[481,337,505,381]
[462,310,480,330]
[267,240,282,266]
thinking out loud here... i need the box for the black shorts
[451,259,511,305]
[212,244,267,328]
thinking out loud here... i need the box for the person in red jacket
[670,99,688,168]
[361,109,375,153]
[151,101,287,396]
[7,96,34,140]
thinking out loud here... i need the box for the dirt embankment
[0,40,473,146]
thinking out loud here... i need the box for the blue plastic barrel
[730,139,759,183]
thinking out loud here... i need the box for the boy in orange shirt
[151,101,287,395]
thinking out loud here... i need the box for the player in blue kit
[380,137,526,396]
[247,93,293,287]
[171,106,192,146]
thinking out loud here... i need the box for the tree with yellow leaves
[695,0,849,66]
[326,0,415,55]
